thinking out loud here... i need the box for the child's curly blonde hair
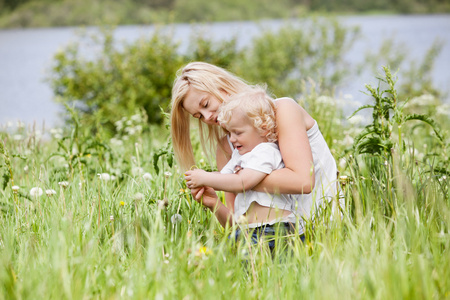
[217,86,278,143]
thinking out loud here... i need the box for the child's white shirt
[220,142,297,227]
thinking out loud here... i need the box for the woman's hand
[184,169,209,189]
[189,186,220,210]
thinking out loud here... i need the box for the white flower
[23,165,29,173]
[12,185,20,192]
[339,158,347,170]
[13,134,23,141]
[143,173,153,181]
[98,173,111,181]
[131,114,141,122]
[134,193,144,201]
[343,134,354,146]
[110,215,114,221]
[348,115,364,126]
[45,189,57,196]
[164,172,172,178]
[131,167,144,176]
[58,181,69,188]
[30,187,43,197]
[171,214,183,224]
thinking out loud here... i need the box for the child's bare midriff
[243,201,292,224]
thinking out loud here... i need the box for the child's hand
[184,169,208,189]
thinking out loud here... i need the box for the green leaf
[404,113,444,142]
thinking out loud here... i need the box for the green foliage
[2,0,450,28]
[50,28,183,129]
[351,66,443,157]
[0,79,449,297]
[49,18,361,133]
[235,18,360,98]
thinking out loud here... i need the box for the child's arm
[184,168,267,193]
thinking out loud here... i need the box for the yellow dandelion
[198,246,212,256]
[120,201,125,206]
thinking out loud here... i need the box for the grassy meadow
[0,64,449,299]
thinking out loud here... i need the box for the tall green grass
[0,69,449,299]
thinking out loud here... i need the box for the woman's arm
[216,136,236,211]
[254,98,316,194]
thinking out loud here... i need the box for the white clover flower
[164,171,173,178]
[45,189,57,196]
[143,173,153,181]
[98,173,111,181]
[12,185,20,192]
[171,214,183,224]
[58,181,69,188]
[30,187,43,197]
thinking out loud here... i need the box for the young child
[184,87,298,234]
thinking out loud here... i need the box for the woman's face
[182,87,223,126]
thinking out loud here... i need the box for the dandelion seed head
[110,215,114,221]
[98,173,111,181]
[30,187,43,197]
[134,193,144,201]
[45,189,57,196]
[12,185,20,192]
[171,214,183,224]
[164,171,172,178]
[58,181,69,188]
[143,172,153,181]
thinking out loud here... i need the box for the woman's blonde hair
[170,62,250,170]
[218,87,278,143]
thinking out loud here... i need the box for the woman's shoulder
[273,97,315,130]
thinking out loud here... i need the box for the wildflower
[58,181,69,189]
[164,171,172,178]
[110,215,114,221]
[23,165,29,173]
[134,193,144,201]
[120,201,125,206]
[343,134,354,146]
[339,158,347,170]
[110,175,116,181]
[13,134,23,141]
[384,161,388,166]
[12,186,20,193]
[45,189,57,196]
[98,173,111,181]
[157,198,168,209]
[171,214,183,224]
[30,187,43,197]
[196,246,212,257]
[143,172,153,181]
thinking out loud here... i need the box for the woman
[170,61,341,229]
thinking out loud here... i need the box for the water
[1,14,449,128]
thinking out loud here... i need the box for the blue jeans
[233,222,305,252]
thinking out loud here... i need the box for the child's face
[225,110,268,155]
[183,87,223,126]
